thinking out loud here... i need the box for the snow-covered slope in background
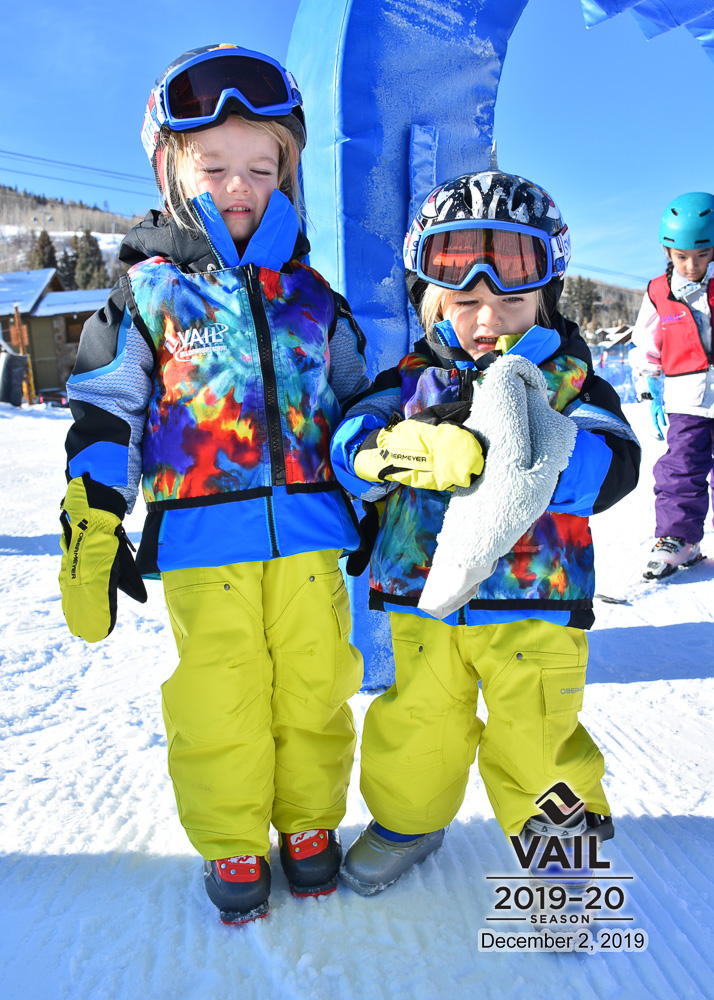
[0,401,712,1000]
[0,225,127,273]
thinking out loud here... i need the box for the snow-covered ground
[1,399,712,1000]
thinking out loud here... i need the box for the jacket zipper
[459,368,476,401]
[190,209,282,556]
[245,264,286,486]
[188,202,226,270]
[246,264,285,558]
[457,369,472,625]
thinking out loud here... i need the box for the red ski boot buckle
[286,830,328,861]
[215,856,262,883]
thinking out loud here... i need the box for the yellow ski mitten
[354,416,484,492]
[59,474,146,643]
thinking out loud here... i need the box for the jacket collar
[431,319,561,370]
[119,190,308,273]
[670,260,714,301]
[190,189,300,270]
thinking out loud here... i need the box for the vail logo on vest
[165,324,229,362]
[661,312,686,325]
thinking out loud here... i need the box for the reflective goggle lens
[166,55,291,121]
[420,228,550,290]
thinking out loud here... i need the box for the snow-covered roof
[31,289,110,318]
[595,325,632,347]
[0,268,59,316]
[604,328,632,347]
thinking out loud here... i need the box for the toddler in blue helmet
[57,44,372,924]
[629,192,714,580]
[330,169,641,896]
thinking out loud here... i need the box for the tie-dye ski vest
[369,350,595,610]
[129,257,341,506]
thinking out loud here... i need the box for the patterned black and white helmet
[404,170,571,312]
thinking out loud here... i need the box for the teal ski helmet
[659,192,714,250]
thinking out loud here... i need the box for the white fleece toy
[418,353,577,620]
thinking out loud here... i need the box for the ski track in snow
[0,401,712,1000]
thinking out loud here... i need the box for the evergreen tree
[107,256,129,286]
[26,229,38,268]
[559,276,601,331]
[57,237,79,290]
[31,229,58,270]
[74,229,109,289]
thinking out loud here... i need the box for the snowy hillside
[0,400,712,1000]
[0,224,126,271]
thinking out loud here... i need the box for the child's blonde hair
[419,282,547,335]
[159,117,303,228]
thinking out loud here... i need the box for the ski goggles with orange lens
[158,48,304,132]
[416,220,569,293]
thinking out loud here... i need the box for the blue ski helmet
[142,44,306,189]
[659,192,714,250]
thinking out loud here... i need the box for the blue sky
[1,0,712,290]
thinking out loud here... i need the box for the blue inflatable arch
[286,0,714,687]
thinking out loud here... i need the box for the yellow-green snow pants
[360,614,609,838]
[160,550,363,860]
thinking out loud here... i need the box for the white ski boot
[644,536,702,580]
[523,812,593,889]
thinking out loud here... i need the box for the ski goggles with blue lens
[156,47,304,132]
[416,220,569,293]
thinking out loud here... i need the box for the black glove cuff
[115,528,148,604]
[81,473,127,519]
[346,501,381,578]
[410,402,472,426]
[356,429,381,454]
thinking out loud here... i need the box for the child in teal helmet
[629,192,714,580]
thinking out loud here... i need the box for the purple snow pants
[654,412,714,543]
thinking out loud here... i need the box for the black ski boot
[203,854,270,924]
[279,829,342,897]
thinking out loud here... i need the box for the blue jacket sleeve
[331,412,388,499]
[330,364,404,500]
[547,428,612,516]
[549,375,640,516]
